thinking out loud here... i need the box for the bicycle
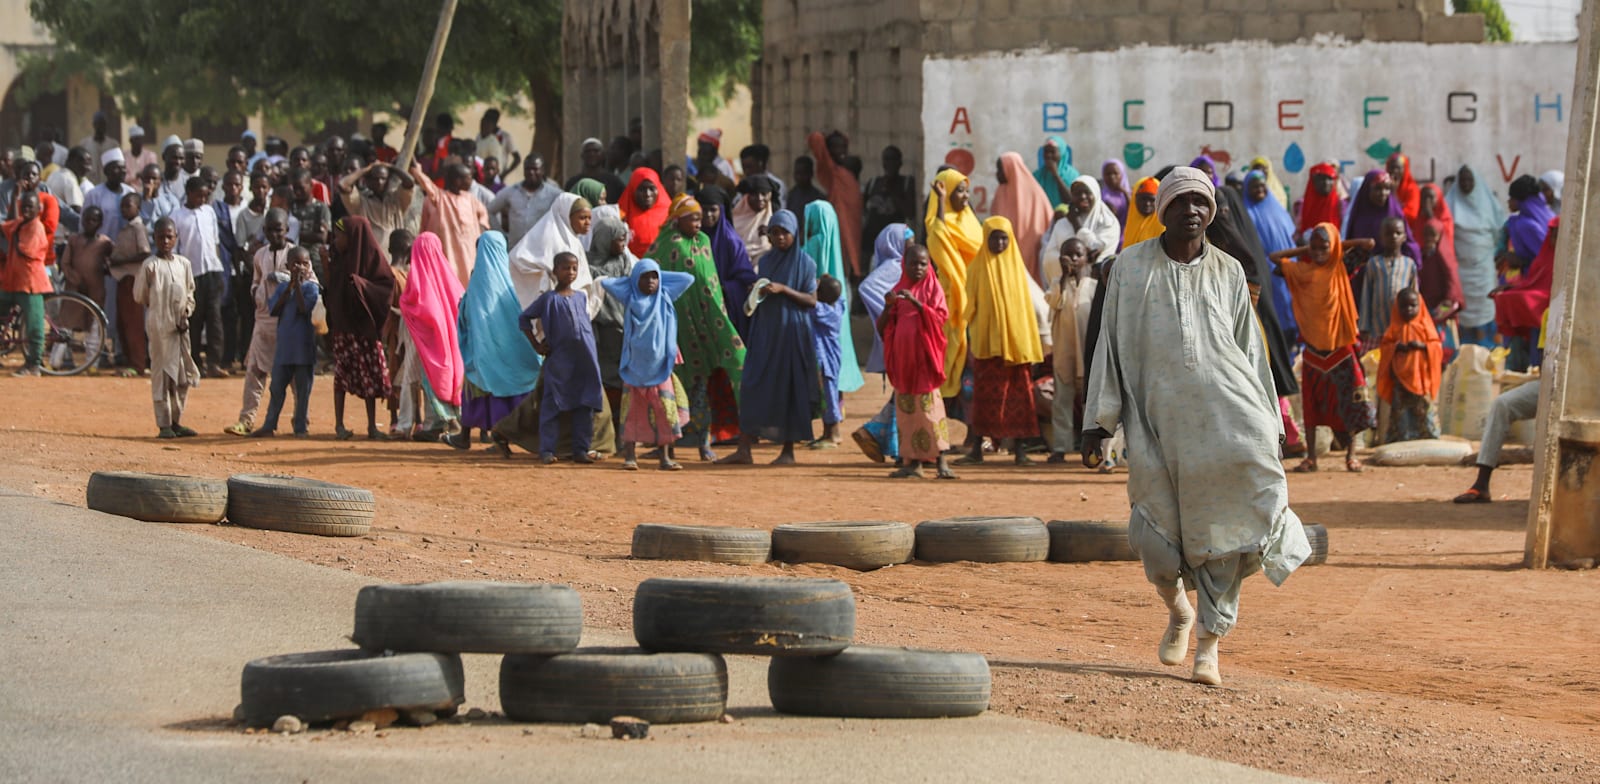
[0,291,112,376]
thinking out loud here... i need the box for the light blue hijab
[601,259,694,388]
[801,201,865,392]
[458,231,541,396]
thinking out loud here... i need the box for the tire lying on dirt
[1046,520,1138,562]
[352,582,582,654]
[226,474,374,537]
[629,523,771,565]
[1302,524,1329,566]
[771,521,914,571]
[767,646,991,719]
[239,649,464,728]
[633,577,855,656]
[914,516,1049,563]
[85,471,227,523]
[500,647,727,724]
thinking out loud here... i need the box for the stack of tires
[85,471,375,537]
[634,577,990,719]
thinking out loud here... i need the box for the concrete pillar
[658,0,691,165]
[1526,0,1600,568]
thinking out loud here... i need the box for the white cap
[127,124,145,138]
[101,148,125,166]
[184,138,204,154]
[162,134,183,152]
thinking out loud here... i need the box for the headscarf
[1298,161,1345,235]
[1122,177,1163,247]
[1155,167,1218,227]
[740,208,819,441]
[1505,176,1555,264]
[923,168,983,397]
[1032,135,1081,208]
[459,230,541,397]
[325,215,395,340]
[1387,152,1421,222]
[1188,154,1221,187]
[600,259,695,387]
[1248,156,1291,211]
[859,223,912,373]
[1445,165,1506,329]
[620,167,669,258]
[569,178,606,208]
[1281,223,1360,353]
[1068,175,1123,260]
[990,151,1054,283]
[1243,170,1297,255]
[398,232,465,406]
[802,200,864,392]
[644,200,746,385]
[882,244,949,395]
[964,216,1044,366]
[699,184,758,337]
[1495,216,1558,338]
[1099,159,1131,226]
[731,176,773,263]
[807,131,864,275]
[508,191,593,310]
[1415,183,1462,319]
[1378,296,1443,401]
[1540,170,1565,212]
[588,215,638,387]
[1346,169,1420,262]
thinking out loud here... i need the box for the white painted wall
[923,39,1576,215]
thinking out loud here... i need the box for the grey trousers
[1131,507,1262,638]
[1477,380,1541,468]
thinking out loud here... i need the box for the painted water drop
[1283,142,1305,174]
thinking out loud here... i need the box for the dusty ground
[2,374,1595,784]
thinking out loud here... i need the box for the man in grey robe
[1083,167,1310,686]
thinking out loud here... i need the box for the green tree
[690,0,762,116]
[1453,0,1514,43]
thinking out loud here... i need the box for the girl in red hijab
[619,168,669,258]
[1297,161,1344,236]
[1387,152,1421,222]
[878,243,955,480]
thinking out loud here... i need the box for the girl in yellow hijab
[957,216,1044,465]
[1122,176,1164,248]
[925,168,983,399]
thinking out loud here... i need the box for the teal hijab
[458,231,542,396]
[801,201,865,392]
[1033,135,1081,208]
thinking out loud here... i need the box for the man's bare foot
[889,464,923,479]
[714,451,753,465]
[770,452,797,466]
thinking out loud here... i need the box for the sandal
[953,454,984,466]
[1453,488,1491,504]
[621,460,639,471]
[336,427,355,441]
[936,466,960,480]
[1291,459,1318,474]
[851,428,885,463]
[659,461,683,471]
[489,435,512,459]
[1345,457,1365,473]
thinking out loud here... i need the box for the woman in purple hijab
[697,184,759,338]
[1346,169,1421,264]
[1189,154,1221,187]
[1503,174,1554,273]
[1099,159,1131,227]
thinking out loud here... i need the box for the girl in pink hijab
[399,232,466,416]
[990,151,1053,283]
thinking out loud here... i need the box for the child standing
[0,192,52,376]
[252,247,319,437]
[109,193,150,375]
[1378,288,1443,444]
[957,216,1044,465]
[1358,216,1418,352]
[810,274,845,448]
[601,260,695,470]
[133,218,200,437]
[225,209,292,435]
[878,244,956,479]
[521,251,603,464]
[1045,237,1097,463]
[60,204,114,368]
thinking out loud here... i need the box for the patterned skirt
[1383,386,1440,444]
[896,392,950,462]
[1301,345,1376,435]
[621,376,690,446]
[969,357,1038,439]
[332,332,390,401]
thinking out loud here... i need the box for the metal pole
[397,0,460,171]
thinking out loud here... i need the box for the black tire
[352,581,582,654]
[226,474,374,537]
[1303,523,1329,566]
[914,516,1049,563]
[239,649,464,728]
[630,523,770,565]
[771,521,915,571]
[633,577,855,656]
[500,647,727,724]
[85,471,227,523]
[767,646,991,719]
[1046,520,1138,562]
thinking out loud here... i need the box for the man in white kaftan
[1083,167,1310,686]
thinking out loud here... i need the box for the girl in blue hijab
[602,259,695,470]
[456,231,541,456]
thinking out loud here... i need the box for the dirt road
[3,374,1594,783]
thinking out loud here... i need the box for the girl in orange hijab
[1387,152,1421,222]
[619,168,669,258]
[1377,287,1443,444]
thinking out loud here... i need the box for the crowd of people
[0,108,1565,481]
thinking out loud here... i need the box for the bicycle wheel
[40,292,109,377]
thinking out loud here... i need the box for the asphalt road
[0,484,1304,783]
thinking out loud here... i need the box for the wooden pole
[397,0,460,171]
